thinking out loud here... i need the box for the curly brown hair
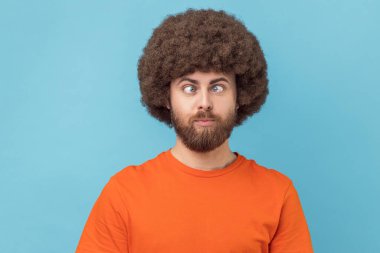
[138,8,268,127]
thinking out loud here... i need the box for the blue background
[1,0,379,252]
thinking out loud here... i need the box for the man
[76,9,314,253]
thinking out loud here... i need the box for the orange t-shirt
[76,150,313,253]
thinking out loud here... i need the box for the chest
[126,179,280,253]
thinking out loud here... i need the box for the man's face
[169,71,238,152]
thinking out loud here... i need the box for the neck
[170,137,237,171]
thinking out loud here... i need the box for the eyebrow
[177,77,230,85]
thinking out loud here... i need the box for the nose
[198,89,213,111]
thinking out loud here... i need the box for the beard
[170,109,237,153]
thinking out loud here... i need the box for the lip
[194,119,215,126]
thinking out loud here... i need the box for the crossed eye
[183,85,224,94]
[211,85,224,93]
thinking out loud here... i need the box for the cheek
[171,98,193,120]
[214,97,236,112]
[171,94,195,114]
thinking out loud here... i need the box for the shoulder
[255,159,292,183]
[108,151,166,188]
[242,156,293,192]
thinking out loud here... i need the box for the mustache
[191,111,219,121]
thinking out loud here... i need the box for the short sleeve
[269,182,314,253]
[76,177,129,253]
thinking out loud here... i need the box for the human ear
[166,100,171,110]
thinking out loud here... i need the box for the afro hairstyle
[138,8,268,127]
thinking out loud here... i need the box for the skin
[168,71,239,171]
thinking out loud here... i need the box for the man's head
[137,8,268,151]
[169,71,237,152]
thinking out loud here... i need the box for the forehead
[171,71,235,84]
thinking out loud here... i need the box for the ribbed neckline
[163,149,246,178]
